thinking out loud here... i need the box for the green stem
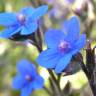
[48,70,62,96]
[43,86,53,96]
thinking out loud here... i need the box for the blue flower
[66,0,75,4]
[12,59,44,96]
[0,5,48,38]
[37,16,86,73]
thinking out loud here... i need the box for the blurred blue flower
[0,5,48,38]
[49,8,58,18]
[67,0,75,4]
[37,16,86,73]
[12,59,44,96]
[47,0,53,4]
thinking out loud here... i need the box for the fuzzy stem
[80,61,96,96]
[48,70,62,96]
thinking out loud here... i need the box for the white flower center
[17,14,26,24]
[58,41,71,53]
[25,75,32,81]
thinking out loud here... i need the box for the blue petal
[20,7,35,17]
[29,5,48,20]
[17,59,37,77]
[70,34,86,55]
[74,34,86,50]
[0,26,21,38]
[21,85,33,96]
[32,75,44,89]
[55,53,72,73]
[12,75,27,90]
[0,13,17,26]
[63,16,80,43]
[45,29,65,48]
[37,48,61,68]
[21,22,38,35]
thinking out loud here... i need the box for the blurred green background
[0,0,96,96]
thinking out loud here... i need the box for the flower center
[58,41,71,53]
[17,14,26,25]
[25,75,32,82]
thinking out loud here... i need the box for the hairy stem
[81,61,96,96]
[48,70,62,96]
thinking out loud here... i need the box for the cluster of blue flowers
[0,4,86,96]
[0,5,48,96]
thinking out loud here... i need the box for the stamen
[25,75,32,81]
[58,41,71,53]
[17,14,25,24]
